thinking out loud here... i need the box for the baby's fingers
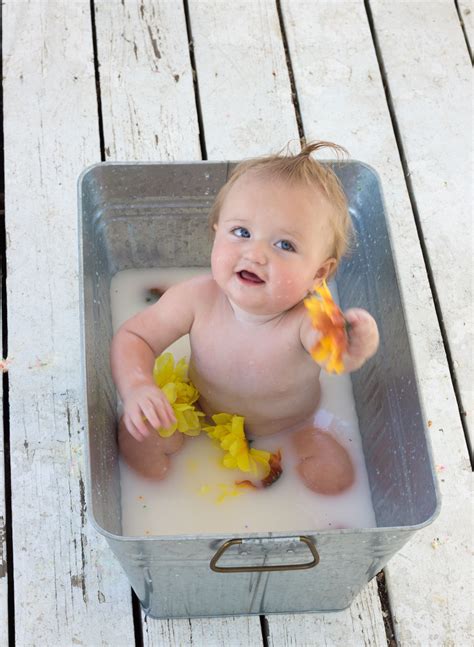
[156,394,177,427]
[344,308,370,327]
[142,394,176,430]
[124,412,148,442]
[129,407,152,439]
[140,399,162,431]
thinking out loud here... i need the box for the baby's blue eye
[232,227,251,238]
[276,239,295,252]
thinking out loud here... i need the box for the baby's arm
[110,277,200,441]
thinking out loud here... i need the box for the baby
[111,142,379,495]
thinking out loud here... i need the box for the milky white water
[111,268,376,536]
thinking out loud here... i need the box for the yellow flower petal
[250,448,271,462]
[157,422,177,437]
[153,352,174,387]
[231,415,245,437]
[237,451,251,472]
[212,413,233,425]
[223,454,238,469]
[174,357,188,381]
[161,382,177,404]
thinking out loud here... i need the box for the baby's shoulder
[168,272,219,305]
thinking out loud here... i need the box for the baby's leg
[118,417,184,480]
[292,426,355,495]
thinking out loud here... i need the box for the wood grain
[370,0,472,451]
[3,1,135,643]
[189,0,300,158]
[266,580,386,647]
[458,0,473,49]
[95,0,201,160]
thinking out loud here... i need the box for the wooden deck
[1,1,472,645]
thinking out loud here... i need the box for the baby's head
[209,141,354,316]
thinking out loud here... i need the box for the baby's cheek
[271,274,307,306]
[211,246,234,281]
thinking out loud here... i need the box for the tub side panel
[106,530,413,617]
[81,192,122,535]
[335,164,438,528]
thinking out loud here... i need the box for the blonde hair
[208,141,353,273]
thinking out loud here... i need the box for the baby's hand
[122,384,176,442]
[343,308,379,371]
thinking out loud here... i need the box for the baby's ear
[313,258,337,283]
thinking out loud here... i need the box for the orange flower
[236,449,283,489]
[304,281,348,374]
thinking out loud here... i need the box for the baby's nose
[244,241,268,264]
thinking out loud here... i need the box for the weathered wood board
[371,0,473,459]
[458,0,473,49]
[143,615,264,647]
[369,2,473,643]
[95,0,201,161]
[265,580,386,646]
[3,1,135,644]
[189,0,300,159]
[280,0,472,644]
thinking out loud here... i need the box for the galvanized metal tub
[78,161,440,618]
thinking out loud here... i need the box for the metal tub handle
[210,536,320,573]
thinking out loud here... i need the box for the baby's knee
[293,427,355,495]
[118,417,184,480]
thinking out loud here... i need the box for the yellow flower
[152,352,204,437]
[203,414,271,477]
[304,280,348,374]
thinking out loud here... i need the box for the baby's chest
[190,318,310,391]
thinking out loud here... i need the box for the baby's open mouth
[237,270,265,284]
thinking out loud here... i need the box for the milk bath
[111,268,376,535]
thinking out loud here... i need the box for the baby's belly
[189,359,321,438]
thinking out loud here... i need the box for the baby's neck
[226,298,284,325]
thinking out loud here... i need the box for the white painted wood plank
[189,0,300,159]
[143,615,263,647]
[0,267,7,647]
[3,1,135,644]
[371,0,473,465]
[458,0,473,47]
[266,579,387,647]
[368,2,473,643]
[95,0,201,161]
[281,0,472,644]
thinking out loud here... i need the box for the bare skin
[112,173,379,494]
[118,417,184,480]
[292,426,355,495]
